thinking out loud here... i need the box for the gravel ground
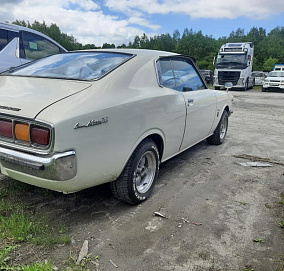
[1,88,284,271]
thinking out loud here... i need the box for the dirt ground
[1,88,284,271]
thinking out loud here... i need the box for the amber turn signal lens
[15,123,30,141]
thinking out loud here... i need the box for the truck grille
[218,71,240,85]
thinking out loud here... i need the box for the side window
[22,31,62,60]
[157,59,176,90]
[171,59,205,91]
[0,29,19,52]
[157,57,205,92]
[0,29,8,51]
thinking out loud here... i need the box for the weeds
[0,245,17,266]
[0,245,55,271]
[0,179,32,198]
[242,265,255,271]
[66,251,100,270]
[0,199,70,246]
[22,261,54,271]
[280,193,284,205]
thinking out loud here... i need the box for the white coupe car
[0,49,233,204]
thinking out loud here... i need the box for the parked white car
[0,49,233,204]
[251,71,265,86]
[262,71,284,92]
[0,22,67,73]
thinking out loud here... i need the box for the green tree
[102,43,115,49]
[263,57,278,71]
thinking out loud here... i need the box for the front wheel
[243,79,248,91]
[206,110,229,145]
[110,139,160,204]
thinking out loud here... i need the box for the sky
[1,0,284,47]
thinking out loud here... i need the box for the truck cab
[213,42,254,91]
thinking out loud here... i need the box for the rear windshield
[8,52,133,80]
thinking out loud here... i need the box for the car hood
[266,76,284,81]
[0,76,91,119]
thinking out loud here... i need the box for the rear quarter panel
[36,55,186,191]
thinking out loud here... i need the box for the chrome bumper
[0,147,76,181]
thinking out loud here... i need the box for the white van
[0,23,67,73]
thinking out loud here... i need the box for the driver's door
[157,57,217,150]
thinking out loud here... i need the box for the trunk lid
[0,76,91,119]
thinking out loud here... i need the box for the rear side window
[21,31,63,60]
[0,29,18,51]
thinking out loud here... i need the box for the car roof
[74,48,179,57]
[0,22,67,51]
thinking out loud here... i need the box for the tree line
[13,20,284,71]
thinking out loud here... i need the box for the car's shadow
[1,140,211,226]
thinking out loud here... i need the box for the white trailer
[213,42,254,90]
[273,64,284,71]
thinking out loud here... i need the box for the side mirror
[224,82,233,92]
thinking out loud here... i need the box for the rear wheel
[110,139,160,204]
[207,110,228,145]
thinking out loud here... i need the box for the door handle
[187,98,194,105]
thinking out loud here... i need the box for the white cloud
[105,0,284,19]
[0,0,284,47]
[0,0,146,46]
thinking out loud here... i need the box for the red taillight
[31,126,50,146]
[0,120,13,138]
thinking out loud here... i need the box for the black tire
[262,87,266,92]
[215,86,220,90]
[243,79,248,91]
[110,139,160,205]
[206,110,228,145]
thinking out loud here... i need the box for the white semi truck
[213,42,254,90]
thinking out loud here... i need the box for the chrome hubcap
[220,115,228,140]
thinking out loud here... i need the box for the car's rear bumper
[0,147,76,181]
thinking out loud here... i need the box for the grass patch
[0,179,32,198]
[0,199,70,246]
[21,261,54,271]
[278,220,284,228]
[280,192,284,205]
[0,245,17,266]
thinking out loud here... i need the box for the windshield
[216,53,247,69]
[7,52,133,80]
[252,72,264,77]
[268,71,284,77]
